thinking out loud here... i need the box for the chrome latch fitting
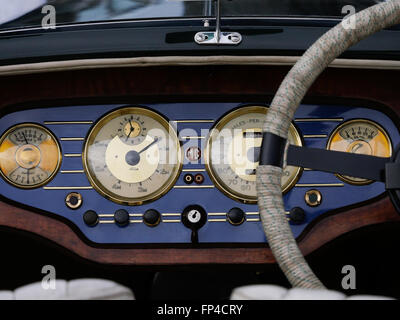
[194,0,242,45]
[194,31,242,45]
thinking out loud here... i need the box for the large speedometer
[83,107,182,205]
[205,106,302,203]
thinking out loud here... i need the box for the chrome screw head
[195,33,206,42]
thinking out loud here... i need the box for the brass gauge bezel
[82,107,183,206]
[0,123,62,189]
[204,106,303,204]
[326,119,392,185]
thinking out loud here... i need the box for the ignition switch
[181,205,207,243]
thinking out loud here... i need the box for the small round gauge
[327,119,392,185]
[205,106,303,203]
[83,107,182,205]
[0,124,61,188]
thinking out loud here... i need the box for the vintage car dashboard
[1,101,398,245]
[0,64,399,266]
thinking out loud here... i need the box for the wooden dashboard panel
[0,65,399,265]
[0,195,397,265]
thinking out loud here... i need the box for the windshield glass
[0,0,386,31]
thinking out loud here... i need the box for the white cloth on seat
[0,291,14,300]
[230,284,287,300]
[0,278,135,300]
[230,285,393,300]
[347,295,393,300]
[15,279,68,300]
[68,279,134,300]
[283,288,346,300]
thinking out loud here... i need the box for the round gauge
[205,106,303,203]
[327,119,392,185]
[83,107,182,205]
[0,124,61,188]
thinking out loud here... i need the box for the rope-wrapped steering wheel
[257,0,400,289]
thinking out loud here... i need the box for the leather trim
[1,56,400,77]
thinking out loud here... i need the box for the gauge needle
[125,121,134,141]
[352,143,363,153]
[138,137,160,154]
[22,132,29,144]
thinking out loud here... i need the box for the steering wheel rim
[256,0,400,289]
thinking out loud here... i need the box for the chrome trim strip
[295,118,344,122]
[44,121,93,125]
[60,137,85,141]
[99,220,114,224]
[173,185,214,189]
[208,218,227,222]
[180,136,206,139]
[99,219,143,224]
[130,220,143,223]
[0,16,343,35]
[295,183,344,187]
[173,120,215,123]
[182,169,206,172]
[303,134,328,138]
[60,170,85,174]
[43,186,93,190]
[98,213,151,218]
[245,212,288,215]
[64,154,82,157]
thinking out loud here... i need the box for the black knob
[227,207,245,225]
[114,209,129,227]
[288,207,306,225]
[181,205,207,230]
[143,209,161,227]
[83,210,98,227]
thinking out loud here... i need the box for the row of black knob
[83,206,306,227]
[83,209,160,227]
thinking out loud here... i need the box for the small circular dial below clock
[0,124,61,188]
[327,119,392,185]
[83,107,182,205]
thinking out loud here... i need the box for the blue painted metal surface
[0,102,398,244]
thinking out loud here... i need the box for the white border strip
[0,56,399,77]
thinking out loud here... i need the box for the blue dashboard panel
[0,102,399,245]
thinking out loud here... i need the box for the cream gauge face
[205,106,302,203]
[83,107,182,205]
